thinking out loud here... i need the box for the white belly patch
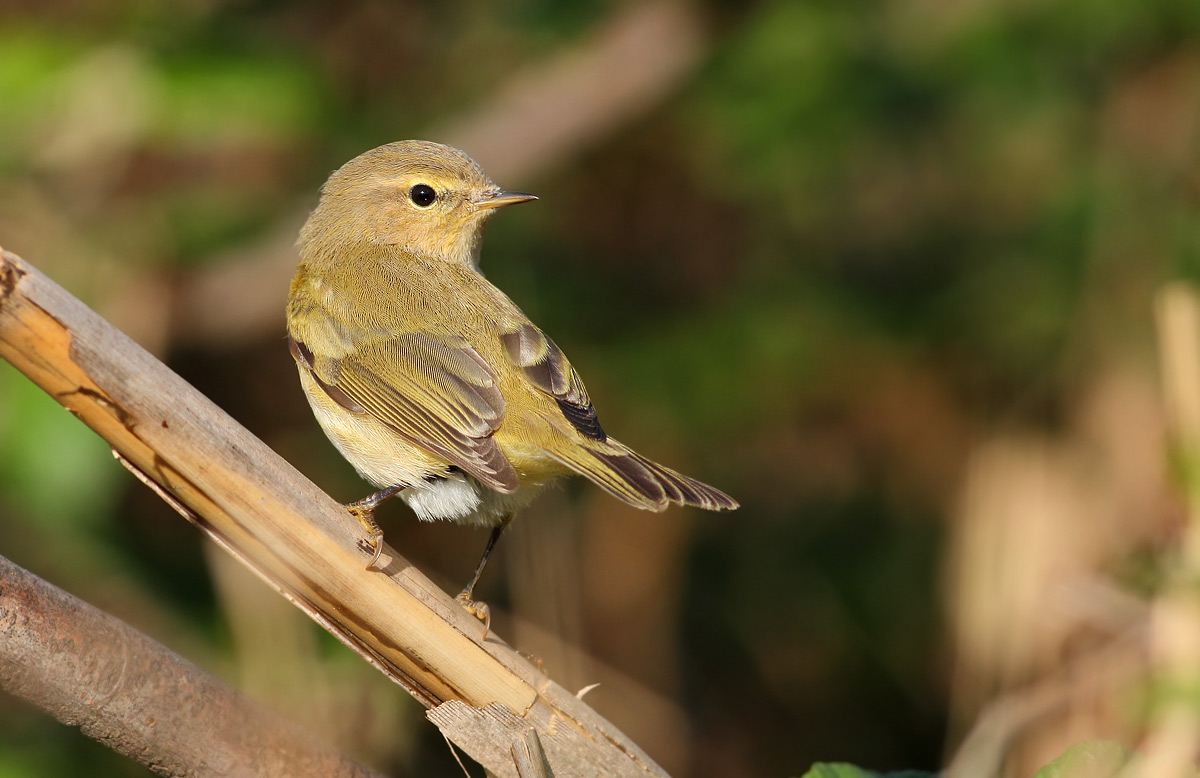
[402,477,483,523]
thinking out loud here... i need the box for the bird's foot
[345,502,386,570]
[455,589,491,636]
[345,485,405,570]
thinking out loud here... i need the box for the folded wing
[289,331,520,493]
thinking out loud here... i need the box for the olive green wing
[501,323,738,512]
[289,330,520,493]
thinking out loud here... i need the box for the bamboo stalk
[0,247,670,778]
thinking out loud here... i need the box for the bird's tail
[550,441,738,512]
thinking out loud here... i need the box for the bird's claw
[360,528,385,570]
[456,590,491,637]
[346,503,386,570]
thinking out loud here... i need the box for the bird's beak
[473,190,538,211]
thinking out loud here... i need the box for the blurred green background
[1,1,1198,776]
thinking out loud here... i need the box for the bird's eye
[409,184,437,207]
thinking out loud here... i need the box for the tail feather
[590,449,669,508]
[636,454,738,511]
[549,441,738,512]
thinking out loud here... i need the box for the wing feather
[501,324,606,441]
[289,331,519,492]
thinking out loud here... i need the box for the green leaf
[801,766,877,778]
[800,763,938,778]
[1033,741,1132,778]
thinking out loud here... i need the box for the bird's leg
[345,485,405,569]
[456,514,513,634]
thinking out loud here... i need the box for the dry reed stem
[0,247,671,778]
[1122,283,1200,778]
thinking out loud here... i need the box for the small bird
[287,140,737,625]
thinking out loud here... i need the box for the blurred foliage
[0,0,1198,776]
[800,765,936,778]
[1031,740,1136,778]
[0,363,120,526]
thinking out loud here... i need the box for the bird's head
[301,140,536,266]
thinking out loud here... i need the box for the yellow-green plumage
[287,140,735,594]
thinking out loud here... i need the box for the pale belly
[298,368,548,525]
